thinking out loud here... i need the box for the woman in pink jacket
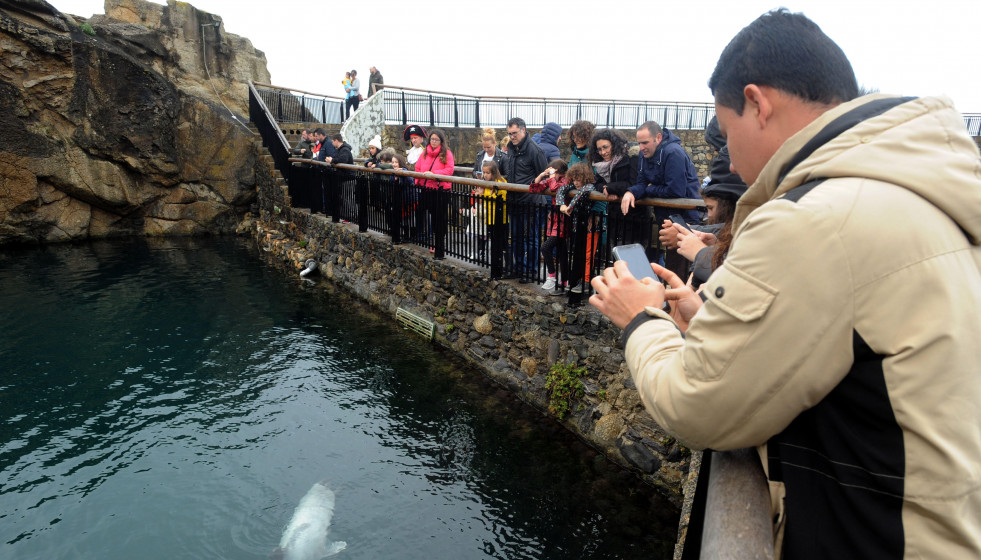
[414,128,455,188]
[413,129,455,250]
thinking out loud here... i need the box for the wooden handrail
[290,158,704,210]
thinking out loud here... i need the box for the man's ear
[743,84,774,129]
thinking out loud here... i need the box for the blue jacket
[626,128,700,223]
[535,122,562,162]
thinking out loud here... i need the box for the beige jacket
[623,95,981,558]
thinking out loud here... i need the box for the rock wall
[0,0,269,244]
[251,202,693,505]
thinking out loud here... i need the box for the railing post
[321,98,327,124]
[357,172,369,232]
[401,90,407,126]
[326,169,340,222]
[277,91,284,122]
[429,93,435,128]
[434,187,447,259]
[542,99,547,128]
[577,100,582,121]
[490,192,504,279]
[390,175,403,244]
[475,99,480,128]
[453,97,459,128]
[568,203,591,305]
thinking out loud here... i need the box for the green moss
[545,362,587,419]
[80,22,95,36]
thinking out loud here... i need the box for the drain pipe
[299,259,318,277]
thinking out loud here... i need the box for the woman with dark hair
[585,129,641,277]
[413,129,455,251]
[662,145,747,289]
[567,120,595,165]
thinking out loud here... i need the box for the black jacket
[472,148,509,179]
[505,134,548,204]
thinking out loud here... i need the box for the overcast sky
[54,0,981,113]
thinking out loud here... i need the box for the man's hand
[620,191,636,215]
[676,229,708,261]
[650,263,702,332]
[589,261,664,329]
[659,220,680,249]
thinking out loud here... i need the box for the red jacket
[414,145,455,189]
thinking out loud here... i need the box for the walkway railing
[283,158,701,305]
[380,84,717,130]
[965,113,981,136]
[253,82,346,124]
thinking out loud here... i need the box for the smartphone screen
[668,213,691,232]
[611,244,657,281]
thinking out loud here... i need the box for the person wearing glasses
[503,117,548,282]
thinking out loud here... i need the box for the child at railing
[463,160,507,262]
[560,163,599,294]
[529,159,570,293]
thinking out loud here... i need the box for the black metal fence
[283,160,677,304]
[965,113,981,136]
[382,86,717,130]
[254,83,346,124]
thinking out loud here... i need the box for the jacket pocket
[703,264,777,322]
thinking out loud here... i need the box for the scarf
[592,155,621,183]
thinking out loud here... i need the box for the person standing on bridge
[344,69,361,118]
[503,117,548,282]
[590,9,981,558]
[367,66,384,97]
[620,121,701,277]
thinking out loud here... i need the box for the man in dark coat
[368,66,384,97]
[504,117,549,281]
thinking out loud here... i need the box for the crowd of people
[293,112,713,292]
[281,10,981,557]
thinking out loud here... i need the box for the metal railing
[381,84,717,130]
[282,159,701,305]
[964,113,981,136]
[253,82,346,124]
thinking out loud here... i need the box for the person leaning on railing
[413,128,455,251]
[473,128,509,180]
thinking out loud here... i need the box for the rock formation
[0,0,271,244]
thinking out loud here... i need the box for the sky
[53,0,981,113]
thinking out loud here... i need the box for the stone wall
[251,199,692,506]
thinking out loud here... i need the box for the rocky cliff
[0,0,271,244]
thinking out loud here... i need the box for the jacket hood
[540,122,562,145]
[735,94,981,244]
[704,117,725,151]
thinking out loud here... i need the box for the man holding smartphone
[591,9,981,558]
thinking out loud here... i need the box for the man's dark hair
[638,121,663,139]
[301,128,310,134]
[709,9,858,114]
[507,117,526,129]
[330,133,343,142]
[313,128,327,137]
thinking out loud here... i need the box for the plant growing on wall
[545,362,587,420]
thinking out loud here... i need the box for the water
[0,237,678,559]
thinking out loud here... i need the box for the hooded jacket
[536,122,562,162]
[627,128,701,224]
[622,95,981,559]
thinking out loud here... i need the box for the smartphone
[611,244,657,281]
[668,213,692,232]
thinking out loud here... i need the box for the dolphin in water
[274,481,347,560]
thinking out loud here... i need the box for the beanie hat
[702,146,748,201]
[368,135,382,150]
